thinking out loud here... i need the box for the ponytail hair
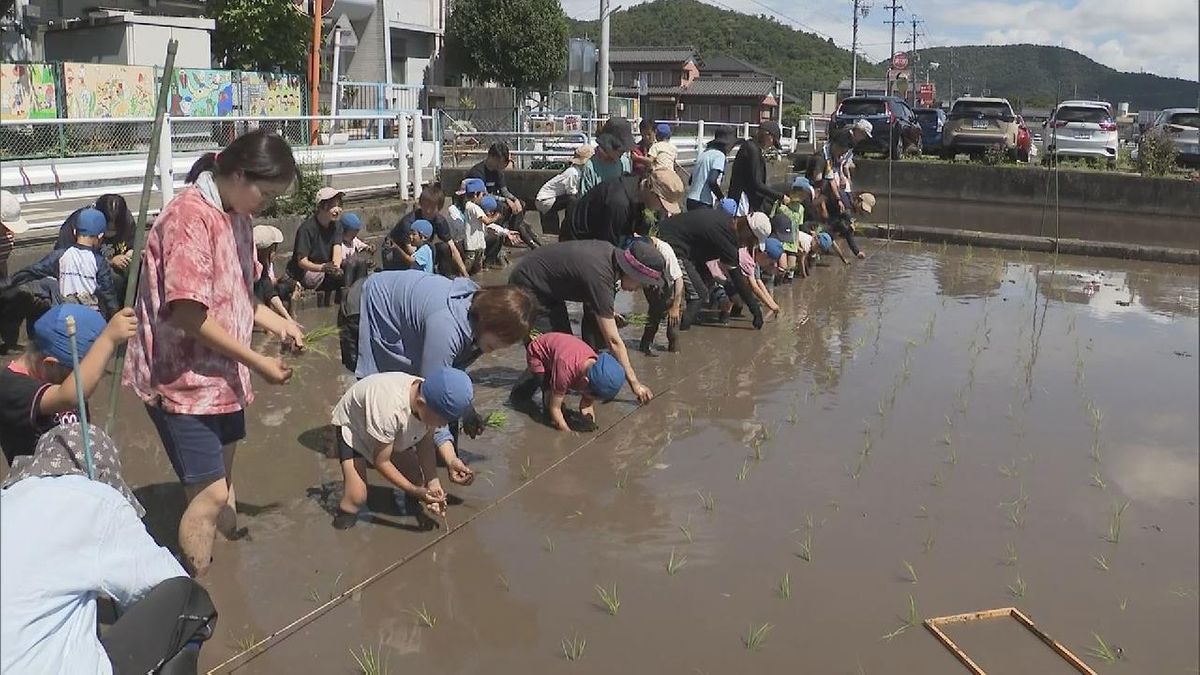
[185,129,299,186]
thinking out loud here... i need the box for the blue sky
[559,0,1200,81]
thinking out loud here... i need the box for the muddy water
[7,242,1196,674]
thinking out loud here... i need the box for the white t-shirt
[796,230,814,254]
[446,204,468,241]
[649,141,678,172]
[650,236,683,287]
[463,201,488,252]
[536,165,581,210]
[330,372,428,461]
[58,246,99,297]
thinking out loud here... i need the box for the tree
[446,0,569,91]
[208,0,311,74]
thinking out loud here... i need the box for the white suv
[1041,100,1118,166]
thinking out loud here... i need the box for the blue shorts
[146,405,246,485]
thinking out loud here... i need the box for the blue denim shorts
[146,405,246,485]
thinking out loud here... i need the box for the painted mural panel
[0,63,59,121]
[62,63,156,119]
[240,72,304,116]
[170,68,235,117]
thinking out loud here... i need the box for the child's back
[649,140,678,172]
[462,201,487,253]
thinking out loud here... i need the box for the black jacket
[728,139,782,212]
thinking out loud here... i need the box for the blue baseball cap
[718,198,738,216]
[75,208,107,237]
[457,177,487,195]
[587,352,625,402]
[33,303,107,364]
[420,368,474,422]
[655,122,672,139]
[761,237,784,261]
[410,219,433,239]
[480,195,499,213]
[340,212,363,231]
[792,176,814,192]
[816,232,834,252]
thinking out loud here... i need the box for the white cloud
[559,0,1200,80]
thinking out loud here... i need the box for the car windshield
[1057,106,1110,123]
[915,111,941,124]
[1168,112,1200,128]
[840,100,887,116]
[951,101,1012,117]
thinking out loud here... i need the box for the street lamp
[926,61,940,83]
[598,1,623,118]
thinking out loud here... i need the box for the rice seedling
[480,469,496,487]
[561,633,587,661]
[751,441,763,462]
[1089,472,1107,489]
[1087,633,1118,663]
[666,548,688,575]
[796,534,813,562]
[736,460,751,481]
[595,584,620,615]
[786,407,798,425]
[408,603,437,628]
[687,409,695,429]
[915,505,929,519]
[1105,500,1130,544]
[944,414,953,428]
[231,632,260,654]
[903,560,918,584]
[1093,554,1110,571]
[1004,500,1026,528]
[1003,542,1019,566]
[1119,598,1127,611]
[743,623,773,650]
[497,574,510,591]
[945,445,958,465]
[999,461,1021,479]
[679,518,693,544]
[778,572,791,599]
[697,490,716,512]
[863,436,873,456]
[624,312,650,327]
[930,471,943,488]
[881,595,922,641]
[614,470,628,489]
[303,324,340,345]
[922,532,935,553]
[1007,573,1027,598]
[941,433,953,446]
[804,513,816,531]
[1089,438,1103,463]
[828,500,841,512]
[484,411,508,428]
[306,572,344,604]
[350,644,387,675]
[847,458,865,481]
[519,457,532,482]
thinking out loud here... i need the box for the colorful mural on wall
[169,69,235,117]
[0,63,59,121]
[240,72,304,116]
[62,63,155,119]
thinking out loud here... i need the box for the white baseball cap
[1,190,30,234]
[852,119,874,137]
[747,212,772,243]
[253,224,285,249]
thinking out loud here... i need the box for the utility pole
[884,0,903,95]
[908,15,923,105]
[598,0,610,118]
[850,0,862,96]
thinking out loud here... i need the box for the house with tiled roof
[607,46,781,123]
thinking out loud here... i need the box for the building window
[682,103,721,121]
[729,105,752,123]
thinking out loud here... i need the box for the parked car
[1015,115,1033,162]
[832,95,923,158]
[914,108,947,154]
[1141,108,1200,166]
[942,97,1020,159]
[1041,100,1119,166]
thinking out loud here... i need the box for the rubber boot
[666,322,680,352]
[638,326,658,356]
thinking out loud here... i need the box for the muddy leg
[215,442,239,540]
[179,479,229,578]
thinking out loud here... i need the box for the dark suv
[831,96,923,158]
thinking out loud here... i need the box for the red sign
[891,52,910,71]
[918,82,935,107]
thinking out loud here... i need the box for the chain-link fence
[0,119,155,160]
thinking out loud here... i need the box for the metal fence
[0,118,156,160]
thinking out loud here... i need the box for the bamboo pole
[105,39,178,433]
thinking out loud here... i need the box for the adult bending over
[508,239,667,404]
[728,120,788,213]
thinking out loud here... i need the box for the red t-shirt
[526,333,596,397]
[122,173,257,414]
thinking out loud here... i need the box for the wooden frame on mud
[923,607,1098,675]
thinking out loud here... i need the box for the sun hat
[33,304,107,364]
[315,187,345,205]
[74,208,107,237]
[655,122,672,139]
[616,239,667,288]
[816,232,834,252]
[759,120,783,147]
[571,144,595,166]
[598,117,635,153]
[858,192,876,213]
[791,176,816,199]
[760,237,784,261]
[420,367,475,423]
[747,212,772,243]
[480,195,500,213]
[852,118,874,137]
[456,177,487,195]
[340,212,363,231]
[410,219,434,239]
[646,168,684,215]
[718,198,738,216]
[253,225,284,249]
[1,190,30,234]
[587,352,625,402]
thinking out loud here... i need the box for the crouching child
[330,367,476,529]
[510,333,625,432]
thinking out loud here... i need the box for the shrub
[264,157,324,217]
[1136,131,1179,177]
[982,144,1007,166]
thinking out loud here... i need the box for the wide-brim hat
[598,117,636,153]
[616,239,667,289]
[646,168,684,215]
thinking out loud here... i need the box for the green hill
[568,0,882,104]
[888,44,1198,111]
